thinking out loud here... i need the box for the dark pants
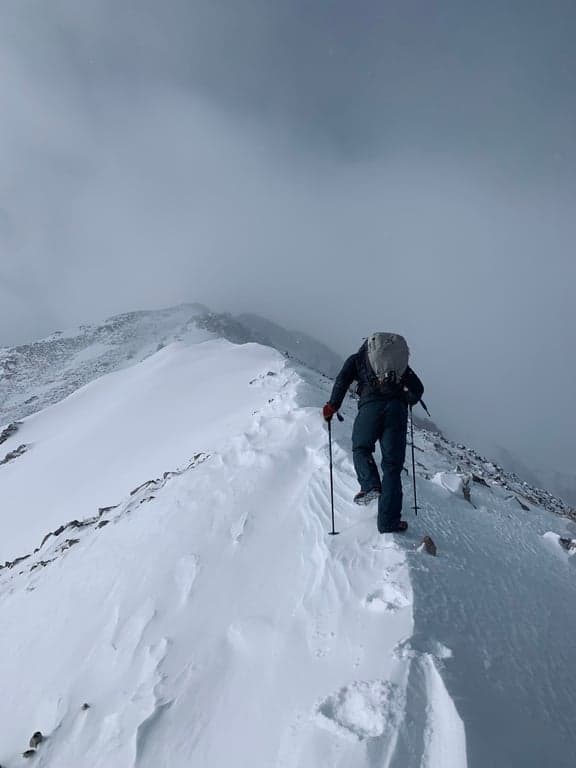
[352,399,408,532]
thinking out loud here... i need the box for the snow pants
[351,399,408,532]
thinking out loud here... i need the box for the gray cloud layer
[1,0,575,476]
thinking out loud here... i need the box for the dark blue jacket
[328,347,424,411]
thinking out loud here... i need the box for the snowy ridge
[0,304,342,430]
[0,303,211,425]
[0,340,419,767]
[1,337,575,766]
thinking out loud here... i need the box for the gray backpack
[366,332,409,386]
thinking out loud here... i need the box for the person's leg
[352,403,383,493]
[377,400,408,532]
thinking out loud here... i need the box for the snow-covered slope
[1,335,575,767]
[0,304,211,425]
[0,305,342,428]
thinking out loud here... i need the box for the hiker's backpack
[365,332,409,388]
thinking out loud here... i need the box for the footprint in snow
[367,536,397,551]
[230,512,249,543]
[363,583,410,613]
[227,616,280,654]
[174,554,199,605]
[110,602,157,655]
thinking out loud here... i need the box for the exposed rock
[22,749,36,758]
[0,443,29,465]
[419,535,437,556]
[0,452,211,579]
[29,732,43,748]
[462,475,473,504]
[2,553,31,571]
[98,505,119,516]
[559,537,576,552]
[422,428,575,522]
[0,421,22,445]
[130,479,160,496]
[81,702,91,711]
[516,497,530,512]
[57,539,80,553]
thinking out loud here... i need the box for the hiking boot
[353,488,381,505]
[380,520,408,534]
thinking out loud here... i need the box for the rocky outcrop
[419,535,437,556]
[0,421,22,445]
[0,443,28,465]
[420,426,576,523]
[0,453,209,578]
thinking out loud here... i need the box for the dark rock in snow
[0,443,29,465]
[22,749,36,758]
[462,476,473,504]
[3,553,31,570]
[419,536,437,556]
[98,505,119,516]
[58,538,80,552]
[81,702,91,711]
[0,421,22,445]
[516,497,531,511]
[130,479,159,496]
[29,732,43,748]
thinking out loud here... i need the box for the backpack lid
[366,332,409,384]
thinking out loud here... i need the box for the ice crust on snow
[431,471,468,496]
[316,680,401,740]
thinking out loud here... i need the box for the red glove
[323,403,336,422]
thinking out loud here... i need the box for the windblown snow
[1,332,575,767]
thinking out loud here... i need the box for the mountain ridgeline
[0,304,343,427]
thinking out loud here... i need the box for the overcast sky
[1,0,575,476]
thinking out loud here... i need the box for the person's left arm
[403,366,424,406]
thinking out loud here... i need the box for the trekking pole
[327,412,344,536]
[409,406,419,516]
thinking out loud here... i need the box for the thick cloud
[1,0,574,478]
